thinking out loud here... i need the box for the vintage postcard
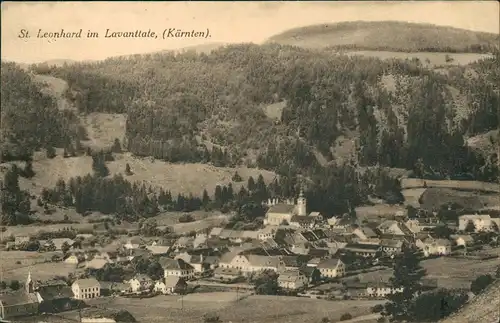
[1,1,499,323]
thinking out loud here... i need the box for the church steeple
[26,270,34,293]
[297,186,307,216]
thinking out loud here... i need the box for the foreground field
[85,293,384,323]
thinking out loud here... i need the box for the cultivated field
[355,204,407,221]
[86,293,385,323]
[419,188,500,211]
[0,250,77,282]
[400,178,500,193]
[154,211,230,234]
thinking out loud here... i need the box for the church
[264,189,321,226]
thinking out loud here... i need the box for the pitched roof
[131,274,153,282]
[278,270,304,282]
[290,215,315,224]
[163,276,186,288]
[73,278,100,289]
[0,290,39,307]
[312,229,327,240]
[268,204,295,214]
[209,227,224,236]
[380,239,404,248]
[159,258,194,270]
[147,245,171,255]
[247,255,282,268]
[300,231,318,242]
[316,258,342,269]
[37,285,73,301]
[219,250,241,263]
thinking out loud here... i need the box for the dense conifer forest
[1,35,498,225]
[25,44,499,180]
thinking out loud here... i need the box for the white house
[458,214,495,232]
[218,253,286,275]
[124,237,143,250]
[316,258,345,279]
[416,238,452,257]
[366,283,404,298]
[154,276,187,295]
[450,234,474,247]
[128,274,154,293]
[277,270,309,290]
[71,278,101,300]
[159,258,195,279]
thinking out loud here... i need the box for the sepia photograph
[0,1,499,323]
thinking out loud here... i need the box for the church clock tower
[297,188,307,216]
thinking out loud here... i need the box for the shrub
[372,304,384,313]
[179,214,195,223]
[203,313,221,323]
[340,313,352,321]
[470,274,494,294]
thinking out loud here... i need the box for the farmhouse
[154,276,187,295]
[123,237,143,250]
[316,258,345,279]
[450,234,474,247]
[159,258,195,279]
[14,235,30,246]
[376,220,413,236]
[458,214,497,232]
[277,270,309,290]
[71,278,101,300]
[416,238,452,257]
[342,243,381,257]
[128,274,154,293]
[218,252,286,274]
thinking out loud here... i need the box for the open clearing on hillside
[3,151,276,196]
[86,294,384,323]
[263,101,286,120]
[345,51,492,67]
[419,187,500,211]
[400,178,500,193]
[81,112,127,150]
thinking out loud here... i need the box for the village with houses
[1,184,500,322]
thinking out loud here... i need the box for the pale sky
[1,1,499,63]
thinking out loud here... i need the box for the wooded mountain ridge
[1,22,499,184]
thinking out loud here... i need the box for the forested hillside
[0,63,82,161]
[27,42,499,183]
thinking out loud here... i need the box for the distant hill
[267,21,499,53]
